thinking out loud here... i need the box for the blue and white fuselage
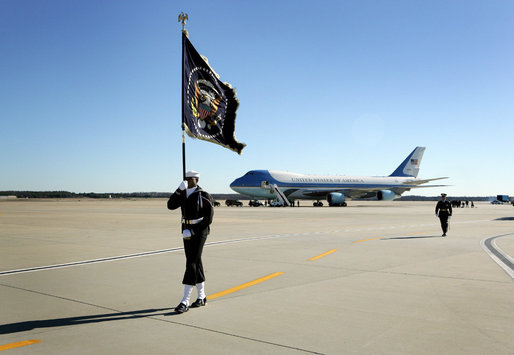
[229,147,447,206]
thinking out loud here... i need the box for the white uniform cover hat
[185,170,200,178]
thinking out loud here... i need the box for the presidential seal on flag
[191,78,222,130]
[182,33,245,154]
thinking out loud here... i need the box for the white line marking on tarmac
[0,247,184,276]
[0,234,299,276]
[480,233,514,280]
[0,219,491,277]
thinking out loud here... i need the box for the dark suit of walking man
[435,193,452,237]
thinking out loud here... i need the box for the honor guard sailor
[168,170,214,313]
[435,193,452,237]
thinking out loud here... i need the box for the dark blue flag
[182,33,245,154]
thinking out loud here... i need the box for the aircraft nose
[230,174,249,193]
[229,177,241,191]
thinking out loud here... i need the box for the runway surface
[1,199,513,354]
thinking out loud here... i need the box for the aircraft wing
[299,180,449,199]
[300,190,331,198]
[301,188,383,199]
[403,184,449,189]
[403,177,448,186]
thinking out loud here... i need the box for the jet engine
[377,190,396,201]
[327,192,347,207]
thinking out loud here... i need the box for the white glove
[178,180,187,191]
[182,229,191,239]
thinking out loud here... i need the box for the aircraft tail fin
[389,146,425,177]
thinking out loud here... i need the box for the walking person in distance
[435,193,452,237]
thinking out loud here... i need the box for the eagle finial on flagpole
[178,12,189,37]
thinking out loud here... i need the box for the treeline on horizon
[0,191,243,201]
[0,191,171,199]
[0,191,495,201]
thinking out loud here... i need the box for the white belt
[182,217,204,225]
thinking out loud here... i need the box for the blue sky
[1,0,513,196]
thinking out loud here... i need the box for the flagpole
[181,32,186,181]
[179,12,189,180]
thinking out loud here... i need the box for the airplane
[229,146,447,207]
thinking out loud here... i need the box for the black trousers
[439,213,449,233]
[182,235,207,285]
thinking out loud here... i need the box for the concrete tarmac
[1,199,513,354]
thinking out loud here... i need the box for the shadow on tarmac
[495,217,514,221]
[381,235,442,240]
[0,308,172,334]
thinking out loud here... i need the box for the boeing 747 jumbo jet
[230,147,447,206]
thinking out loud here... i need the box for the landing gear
[313,201,323,207]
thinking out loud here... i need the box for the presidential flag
[182,33,246,154]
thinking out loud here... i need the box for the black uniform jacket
[435,200,452,216]
[167,186,214,237]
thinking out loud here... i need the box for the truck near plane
[229,146,447,207]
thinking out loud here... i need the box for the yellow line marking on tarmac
[308,249,337,261]
[0,340,41,351]
[208,272,284,300]
[353,237,382,243]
